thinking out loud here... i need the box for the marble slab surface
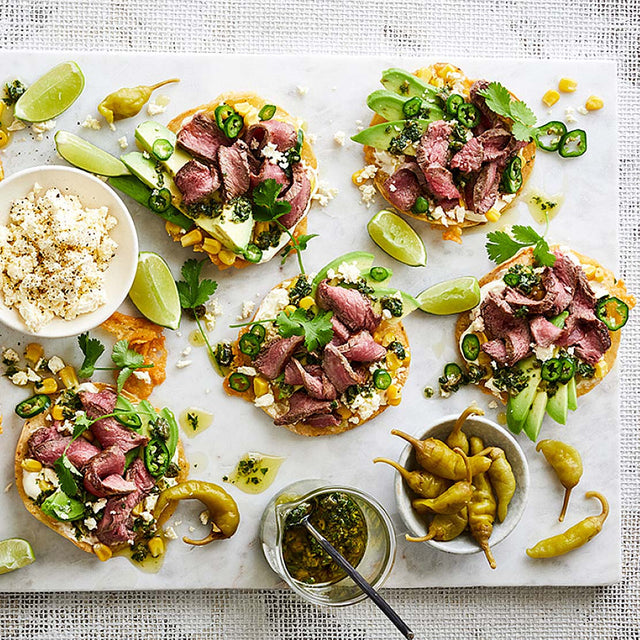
[0,53,619,589]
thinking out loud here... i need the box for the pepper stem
[452,404,484,436]
[585,491,609,523]
[405,532,435,543]
[390,429,421,449]
[559,487,572,522]
[481,540,497,570]
[149,78,180,91]
[373,457,411,481]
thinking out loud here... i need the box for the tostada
[352,64,536,243]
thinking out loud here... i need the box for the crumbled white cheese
[176,359,192,369]
[312,180,338,207]
[164,526,178,540]
[9,371,28,386]
[359,183,377,207]
[57,420,73,435]
[382,309,392,320]
[200,510,210,525]
[25,368,41,383]
[118,136,129,150]
[47,355,65,374]
[488,400,498,409]
[255,393,275,408]
[7,119,26,132]
[564,107,577,124]
[147,96,169,116]
[92,499,107,514]
[577,106,589,116]
[140,511,154,523]
[181,346,192,358]
[31,119,56,141]
[81,115,102,130]
[2,348,19,363]
[238,301,255,320]
[296,85,309,96]
[373,150,401,176]
[532,344,556,361]
[348,391,384,423]
[144,494,158,512]
[261,142,289,170]
[132,370,151,384]
[354,164,378,184]
[388,184,397,193]
[335,261,362,284]
[237,366,257,377]
[255,287,289,321]
[0,185,118,332]
[84,517,97,531]
[333,131,346,146]
[204,297,222,331]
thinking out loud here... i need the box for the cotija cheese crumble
[0,184,118,332]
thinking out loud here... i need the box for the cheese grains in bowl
[0,166,138,337]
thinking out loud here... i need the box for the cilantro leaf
[72,413,93,441]
[275,308,334,352]
[176,259,218,310]
[253,179,292,222]
[280,233,318,265]
[533,238,556,267]
[511,225,543,244]
[486,226,556,266]
[117,367,133,393]
[112,340,145,370]
[78,333,105,378]
[486,230,524,264]
[478,81,537,141]
[480,82,513,119]
[54,455,79,497]
[511,121,533,143]
[510,100,536,127]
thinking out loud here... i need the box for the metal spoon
[299,514,414,640]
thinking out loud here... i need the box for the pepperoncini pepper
[526,492,609,558]
[373,457,449,499]
[487,447,516,522]
[446,404,484,455]
[98,78,179,124]
[409,448,474,515]
[536,439,583,522]
[153,480,240,545]
[391,429,491,481]
[468,436,497,569]
[406,508,468,543]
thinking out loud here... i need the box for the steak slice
[416,120,453,168]
[218,141,251,199]
[277,163,312,229]
[250,160,290,191]
[480,291,531,365]
[287,359,337,401]
[548,252,578,314]
[450,137,483,173]
[422,165,461,203]
[305,412,342,429]
[175,160,218,206]
[244,120,298,153]
[177,113,231,163]
[29,429,101,469]
[83,446,137,498]
[329,317,351,346]
[477,128,514,162]
[337,331,387,362]
[90,416,148,454]
[504,284,557,314]
[316,281,381,333]
[383,165,422,211]
[254,335,304,380]
[471,160,501,215]
[481,339,509,364]
[322,343,364,393]
[529,315,563,348]
[274,390,333,426]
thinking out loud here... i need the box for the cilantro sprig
[478,82,537,141]
[486,224,556,267]
[252,179,315,274]
[175,259,218,363]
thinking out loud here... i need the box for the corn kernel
[132,502,144,516]
[542,89,560,107]
[165,221,183,236]
[148,536,165,558]
[438,63,456,80]
[595,360,609,378]
[352,169,366,185]
[51,405,65,421]
[0,131,9,148]
[382,333,397,347]
[558,78,578,93]
[202,237,222,255]
[38,478,54,492]
[284,305,297,316]
[583,264,597,278]
[585,95,604,111]
[93,543,112,562]
[253,376,269,397]
[337,405,352,419]
[415,67,433,82]
[386,352,402,371]
[594,267,605,282]
[25,343,44,363]
[298,296,315,310]
[60,365,79,389]
[36,378,58,395]
[485,209,501,223]
[387,384,402,405]
[21,458,42,473]
[218,249,236,266]
[181,229,203,248]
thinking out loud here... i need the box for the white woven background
[0,0,639,638]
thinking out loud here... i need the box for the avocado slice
[371,287,419,319]
[366,89,444,122]
[120,151,183,206]
[567,375,578,411]
[351,119,433,153]
[546,382,569,425]
[506,358,540,434]
[311,251,375,294]
[135,121,192,177]
[195,202,253,253]
[380,68,440,100]
[523,390,548,441]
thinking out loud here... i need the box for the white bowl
[0,165,138,338]
[395,414,529,555]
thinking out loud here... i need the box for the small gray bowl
[395,413,529,555]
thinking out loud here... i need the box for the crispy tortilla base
[15,383,189,558]
[362,63,536,240]
[454,246,636,404]
[223,279,411,437]
[166,92,316,270]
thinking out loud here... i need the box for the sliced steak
[480,291,531,365]
[322,343,364,393]
[177,113,231,163]
[287,359,337,401]
[29,434,70,466]
[250,161,290,191]
[284,360,323,386]
[477,128,513,162]
[254,335,304,380]
[471,161,501,215]
[28,429,101,469]
[90,417,147,454]
[504,285,557,314]
[529,315,563,348]
[574,322,611,364]
[316,281,381,333]
[305,413,341,429]
[175,160,218,206]
[481,339,509,364]
[505,322,533,364]
[83,446,136,498]
[422,165,461,203]
[218,141,251,199]
[416,120,453,168]
[80,388,117,418]
[274,390,333,426]
[67,439,102,469]
[450,137,483,173]
[277,163,312,229]
[469,80,498,129]
[329,317,351,346]
[337,331,386,362]
[244,120,298,153]
[548,252,578,314]
[383,165,422,211]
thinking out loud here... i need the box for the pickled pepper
[373,457,449,499]
[487,447,516,522]
[446,404,485,455]
[406,508,468,543]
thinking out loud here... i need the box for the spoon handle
[303,520,414,640]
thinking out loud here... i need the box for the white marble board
[0,53,620,590]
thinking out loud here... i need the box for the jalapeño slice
[457,103,480,128]
[144,438,170,478]
[373,369,392,390]
[15,394,51,419]
[445,94,464,116]
[461,334,481,361]
[239,333,261,358]
[258,104,277,121]
[148,187,171,213]
[229,372,250,392]
[541,358,562,382]
[501,156,523,194]
[558,129,587,158]
[534,121,567,152]
[596,296,629,331]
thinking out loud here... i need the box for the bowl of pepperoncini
[390,408,529,566]
[259,480,396,606]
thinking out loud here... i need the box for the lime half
[417,276,481,315]
[14,61,85,122]
[55,131,129,177]
[0,538,35,575]
[367,210,427,267]
[129,252,182,330]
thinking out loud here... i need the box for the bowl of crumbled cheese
[0,165,138,337]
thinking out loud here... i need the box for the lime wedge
[416,276,481,315]
[14,61,85,122]
[55,131,129,176]
[367,210,427,267]
[129,252,181,330]
[0,538,35,575]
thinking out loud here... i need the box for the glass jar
[259,479,396,606]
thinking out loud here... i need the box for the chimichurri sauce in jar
[282,491,367,584]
